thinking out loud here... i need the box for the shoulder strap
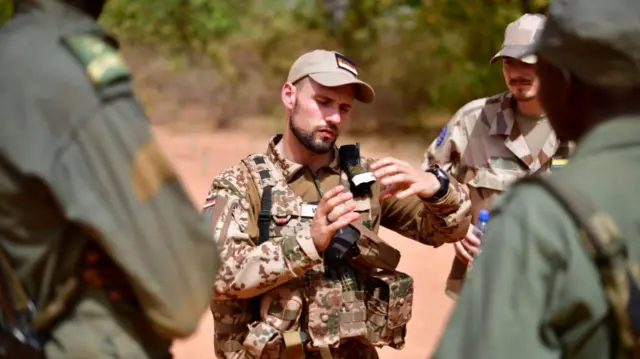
[517,175,640,356]
[241,154,280,245]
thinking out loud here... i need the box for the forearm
[214,228,322,300]
[418,179,472,246]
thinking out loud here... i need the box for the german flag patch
[203,193,217,209]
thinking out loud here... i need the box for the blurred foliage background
[0,0,547,138]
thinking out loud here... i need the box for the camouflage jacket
[422,91,574,300]
[204,134,472,358]
[422,91,574,221]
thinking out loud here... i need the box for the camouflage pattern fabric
[422,91,574,299]
[205,134,472,358]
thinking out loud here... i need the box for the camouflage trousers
[305,341,379,359]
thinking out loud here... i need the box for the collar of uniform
[266,134,342,182]
[485,92,559,170]
[572,116,640,159]
[488,92,517,136]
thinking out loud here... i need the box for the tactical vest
[212,153,414,359]
[517,175,640,358]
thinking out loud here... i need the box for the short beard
[289,101,336,154]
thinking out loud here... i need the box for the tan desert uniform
[422,13,573,299]
[423,91,573,298]
[205,133,472,359]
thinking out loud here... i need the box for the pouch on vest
[364,270,414,349]
[350,221,401,272]
[305,273,370,350]
[242,283,306,359]
[211,299,254,357]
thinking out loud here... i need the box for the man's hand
[454,225,482,264]
[311,185,360,252]
[370,157,441,201]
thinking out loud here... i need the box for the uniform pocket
[212,299,254,358]
[243,321,283,359]
[363,270,414,349]
[305,276,342,348]
[467,167,521,192]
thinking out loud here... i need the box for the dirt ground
[152,125,457,359]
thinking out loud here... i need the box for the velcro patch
[62,34,130,89]
[300,202,318,218]
[551,158,568,171]
[436,125,447,146]
[335,53,358,77]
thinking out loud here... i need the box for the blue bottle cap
[478,209,490,222]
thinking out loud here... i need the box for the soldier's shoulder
[0,25,130,104]
[58,33,131,92]
[204,157,261,210]
[451,92,505,124]
[209,160,254,195]
[0,19,75,85]
[492,176,572,225]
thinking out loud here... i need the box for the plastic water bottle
[466,209,490,278]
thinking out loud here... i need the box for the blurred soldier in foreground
[433,0,640,358]
[422,13,574,299]
[204,49,472,358]
[0,0,219,358]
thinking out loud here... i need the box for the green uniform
[433,0,640,357]
[433,118,640,358]
[0,0,219,358]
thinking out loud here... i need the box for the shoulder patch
[436,125,447,146]
[61,34,130,89]
[550,158,569,171]
[203,192,217,209]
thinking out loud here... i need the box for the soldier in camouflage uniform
[433,0,640,357]
[203,49,473,358]
[421,13,574,300]
[0,0,219,358]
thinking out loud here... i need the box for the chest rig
[228,152,415,359]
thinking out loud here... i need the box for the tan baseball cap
[490,13,546,64]
[287,49,375,103]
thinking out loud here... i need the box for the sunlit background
[1,0,548,140]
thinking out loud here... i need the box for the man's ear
[281,82,296,111]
